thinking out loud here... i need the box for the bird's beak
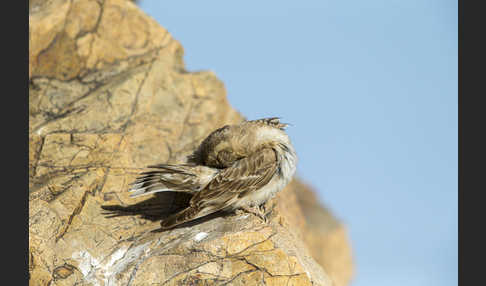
[280,122,291,130]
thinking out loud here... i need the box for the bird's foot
[238,204,269,223]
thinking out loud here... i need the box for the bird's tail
[159,205,205,230]
[128,164,218,198]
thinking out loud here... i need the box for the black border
[458,0,462,283]
[459,0,484,285]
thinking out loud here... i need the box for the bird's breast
[234,147,297,208]
[233,174,288,208]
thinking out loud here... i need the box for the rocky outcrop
[29,1,353,285]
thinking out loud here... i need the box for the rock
[29,1,354,285]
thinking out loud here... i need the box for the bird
[128,117,298,230]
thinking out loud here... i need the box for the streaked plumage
[129,117,297,230]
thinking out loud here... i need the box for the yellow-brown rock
[29,1,353,285]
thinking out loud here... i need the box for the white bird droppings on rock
[194,232,208,242]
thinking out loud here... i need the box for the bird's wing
[190,147,278,208]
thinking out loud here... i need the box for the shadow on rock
[101,192,193,221]
[101,192,230,232]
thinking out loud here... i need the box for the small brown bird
[128,117,297,229]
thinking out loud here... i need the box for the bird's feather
[160,147,278,229]
[128,164,218,197]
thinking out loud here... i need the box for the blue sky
[139,1,458,285]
